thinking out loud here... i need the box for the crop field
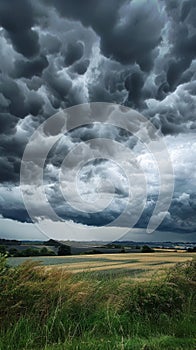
[8,252,195,280]
[1,254,196,349]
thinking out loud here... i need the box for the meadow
[1,252,196,350]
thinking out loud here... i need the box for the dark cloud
[0,208,31,223]
[162,0,196,93]
[0,113,18,134]
[0,0,39,57]
[44,0,163,70]
[0,76,26,118]
[134,191,196,234]
[0,157,20,183]
[73,59,90,75]
[0,0,195,238]
[125,72,144,107]
[14,56,49,79]
[65,42,84,66]
[0,75,45,118]
[44,0,121,33]
[39,33,62,55]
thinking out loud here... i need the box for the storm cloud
[0,0,195,240]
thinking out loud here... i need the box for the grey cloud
[143,81,196,135]
[14,56,49,79]
[99,0,163,70]
[0,0,195,238]
[0,0,39,57]
[0,75,45,118]
[162,0,196,92]
[0,75,27,118]
[0,113,18,134]
[65,42,84,66]
[125,72,144,107]
[39,33,62,55]
[0,157,20,183]
[45,0,163,70]
[73,59,90,75]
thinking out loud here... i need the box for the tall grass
[0,255,195,349]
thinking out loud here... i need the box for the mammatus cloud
[0,0,195,240]
[20,103,175,240]
[0,0,39,57]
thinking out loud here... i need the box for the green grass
[0,255,195,350]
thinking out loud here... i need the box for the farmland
[8,251,195,279]
[1,253,195,350]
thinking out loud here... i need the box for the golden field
[42,251,195,280]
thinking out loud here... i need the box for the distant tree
[40,247,49,256]
[83,249,103,255]
[120,247,126,253]
[57,245,71,256]
[106,243,120,249]
[40,247,56,256]
[0,239,21,245]
[9,247,56,257]
[44,239,60,247]
[187,247,196,252]
[141,245,154,253]
[19,248,40,257]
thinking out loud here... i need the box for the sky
[0,0,195,242]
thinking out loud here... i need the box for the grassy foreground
[0,255,195,350]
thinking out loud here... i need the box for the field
[8,251,195,279]
[1,253,196,350]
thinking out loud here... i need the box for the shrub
[57,245,71,256]
[141,245,154,253]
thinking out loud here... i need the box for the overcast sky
[0,0,195,242]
